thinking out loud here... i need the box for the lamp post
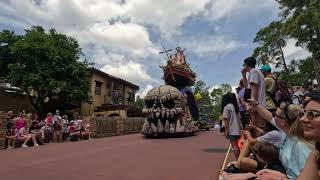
[88,100,94,115]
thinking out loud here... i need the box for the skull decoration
[141,85,198,137]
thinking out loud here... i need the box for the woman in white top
[221,92,243,159]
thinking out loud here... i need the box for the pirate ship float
[159,47,196,88]
[140,46,209,137]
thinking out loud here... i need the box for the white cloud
[137,84,154,98]
[126,0,209,37]
[282,39,311,61]
[71,22,159,61]
[100,61,152,85]
[204,0,278,22]
[185,36,245,57]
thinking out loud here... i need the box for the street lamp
[88,100,94,115]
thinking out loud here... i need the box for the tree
[274,56,315,85]
[194,80,214,120]
[220,83,232,94]
[134,96,145,109]
[276,0,320,83]
[0,26,91,117]
[0,30,21,79]
[210,88,223,120]
[194,80,208,94]
[252,21,289,76]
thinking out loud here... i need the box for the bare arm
[250,123,265,136]
[244,130,257,144]
[296,150,319,180]
[242,72,248,88]
[224,118,229,134]
[250,83,258,101]
[247,99,273,122]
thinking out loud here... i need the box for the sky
[0,0,311,97]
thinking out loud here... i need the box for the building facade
[80,68,139,118]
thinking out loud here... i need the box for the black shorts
[240,111,249,127]
[228,135,240,142]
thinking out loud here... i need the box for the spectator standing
[53,110,63,142]
[242,57,266,131]
[260,64,277,113]
[222,92,243,159]
[238,79,249,128]
[53,110,62,124]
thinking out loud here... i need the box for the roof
[90,67,139,90]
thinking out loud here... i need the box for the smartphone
[244,88,251,102]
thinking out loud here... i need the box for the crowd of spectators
[5,110,92,149]
[220,56,320,179]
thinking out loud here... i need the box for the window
[95,81,103,95]
[127,92,133,102]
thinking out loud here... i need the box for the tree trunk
[279,46,291,84]
[313,55,320,85]
[279,46,289,74]
[26,93,45,119]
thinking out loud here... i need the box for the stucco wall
[81,70,137,116]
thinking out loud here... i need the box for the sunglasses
[299,110,320,120]
[272,112,286,120]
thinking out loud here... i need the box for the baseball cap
[260,64,271,72]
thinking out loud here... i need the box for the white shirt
[248,68,266,107]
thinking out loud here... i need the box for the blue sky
[0,0,311,96]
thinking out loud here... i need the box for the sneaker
[8,146,14,149]
[34,143,39,147]
[21,144,28,148]
[223,164,242,173]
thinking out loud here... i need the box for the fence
[94,117,145,137]
[96,117,118,135]
[123,117,145,134]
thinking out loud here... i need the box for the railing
[123,118,145,134]
[96,117,118,135]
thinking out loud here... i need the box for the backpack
[268,76,293,106]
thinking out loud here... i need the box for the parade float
[141,46,209,137]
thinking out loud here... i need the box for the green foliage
[220,83,232,94]
[210,88,223,120]
[275,0,320,83]
[194,80,232,121]
[193,80,212,121]
[252,0,320,84]
[274,56,315,85]
[252,21,288,72]
[134,96,145,109]
[194,80,208,94]
[0,26,90,117]
[0,30,21,78]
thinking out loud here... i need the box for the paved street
[0,129,229,180]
